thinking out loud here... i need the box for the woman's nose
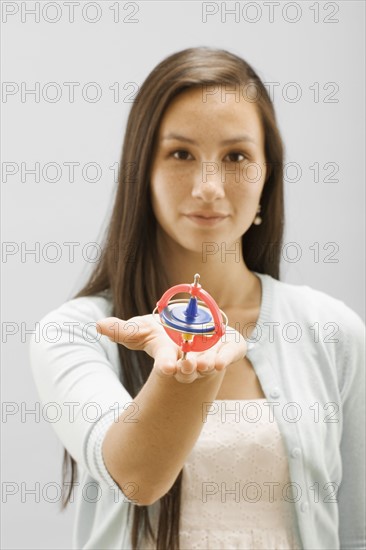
[191,162,226,201]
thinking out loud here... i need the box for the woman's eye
[172,150,192,160]
[225,152,246,163]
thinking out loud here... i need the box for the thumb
[214,338,248,370]
[96,317,139,345]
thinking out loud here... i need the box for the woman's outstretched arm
[98,315,247,506]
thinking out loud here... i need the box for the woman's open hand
[96,314,247,384]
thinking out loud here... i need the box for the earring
[253,204,262,225]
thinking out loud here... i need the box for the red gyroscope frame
[153,274,228,358]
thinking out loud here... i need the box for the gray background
[1,1,365,548]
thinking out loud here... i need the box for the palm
[96,314,247,383]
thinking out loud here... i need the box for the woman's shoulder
[262,272,365,331]
[260,274,365,384]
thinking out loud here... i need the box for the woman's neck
[157,232,261,310]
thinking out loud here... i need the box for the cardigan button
[291,447,302,459]
[270,387,280,399]
[300,501,309,513]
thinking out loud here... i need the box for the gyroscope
[153,274,228,359]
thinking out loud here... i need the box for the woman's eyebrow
[161,133,256,145]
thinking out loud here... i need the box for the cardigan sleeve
[337,306,366,549]
[28,296,140,505]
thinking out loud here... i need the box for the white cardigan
[29,272,365,549]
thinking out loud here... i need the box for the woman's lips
[184,214,228,226]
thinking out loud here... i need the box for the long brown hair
[61,46,285,549]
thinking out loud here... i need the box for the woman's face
[149,85,267,255]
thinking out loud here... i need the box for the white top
[178,398,301,550]
[28,272,366,549]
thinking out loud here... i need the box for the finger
[195,349,216,373]
[174,370,199,384]
[96,317,140,345]
[153,345,180,376]
[173,357,198,384]
[179,357,197,375]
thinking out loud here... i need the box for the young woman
[29,47,365,550]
